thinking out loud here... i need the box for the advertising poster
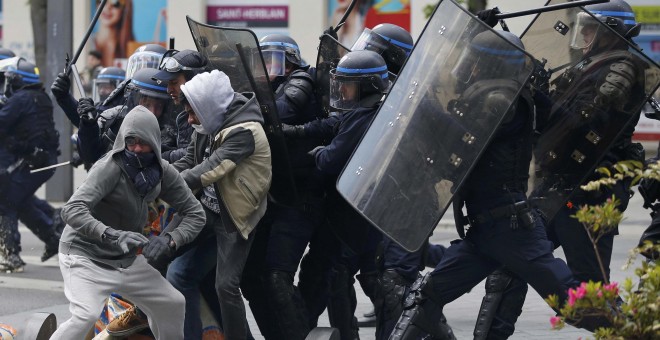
[90,0,168,69]
[206,0,289,39]
[328,0,411,48]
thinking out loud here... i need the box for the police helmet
[0,57,41,98]
[93,67,126,103]
[125,44,167,79]
[351,23,414,76]
[570,0,640,51]
[451,30,526,89]
[329,50,389,111]
[125,68,169,117]
[259,34,303,77]
[0,48,16,60]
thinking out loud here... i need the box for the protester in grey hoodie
[170,69,271,340]
[51,105,206,340]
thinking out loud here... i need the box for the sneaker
[106,305,150,336]
[0,254,25,273]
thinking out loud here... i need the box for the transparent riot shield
[336,0,535,251]
[521,1,660,222]
[316,34,351,116]
[186,16,298,206]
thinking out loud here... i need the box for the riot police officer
[76,67,171,164]
[388,29,587,340]
[51,44,165,128]
[542,0,645,286]
[311,49,390,340]
[238,33,325,340]
[0,57,61,272]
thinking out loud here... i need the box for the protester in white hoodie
[170,69,271,339]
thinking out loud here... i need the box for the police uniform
[0,69,60,271]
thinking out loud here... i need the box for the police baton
[65,0,108,74]
[334,0,357,33]
[494,0,608,20]
[30,161,72,174]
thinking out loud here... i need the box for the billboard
[328,0,411,47]
[90,0,168,69]
[206,0,289,38]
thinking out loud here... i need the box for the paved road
[0,165,653,339]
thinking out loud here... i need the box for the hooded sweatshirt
[59,105,206,268]
[175,70,271,239]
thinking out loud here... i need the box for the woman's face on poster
[101,0,124,26]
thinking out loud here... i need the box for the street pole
[45,0,73,202]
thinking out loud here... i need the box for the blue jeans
[166,230,217,340]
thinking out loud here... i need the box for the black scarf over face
[121,149,161,196]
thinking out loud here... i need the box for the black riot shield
[520,1,660,222]
[336,0,535,251]
[316,34,351,116]
[186,16,298,206]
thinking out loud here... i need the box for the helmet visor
[125,82,169,117]
[126,52,163,79]
[352,29,390,54]
[261,50,286,77]
[92,79,119,103]
[329,72,364,111]
[450,48,480,87]
[570,12,602,51]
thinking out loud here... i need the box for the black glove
[308,146,325,159]
[143,234,176,268]
[77,97,97,123]
[51,72,71,101]
[282,123,306,138]
[477,8,500,28]
[102,228,149,254]
[320,26,339,41]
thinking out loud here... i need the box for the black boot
[327,265,359,340]
[266,270,311,340]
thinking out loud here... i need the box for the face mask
[192,124,208,134]
[124,149,157,168]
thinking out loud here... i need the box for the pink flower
[568,285,586,306]
[597,290,603,298]
[568,290,576,306]
[575,284,587,299]
[550,316,562,328]
[603,282,619,295]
